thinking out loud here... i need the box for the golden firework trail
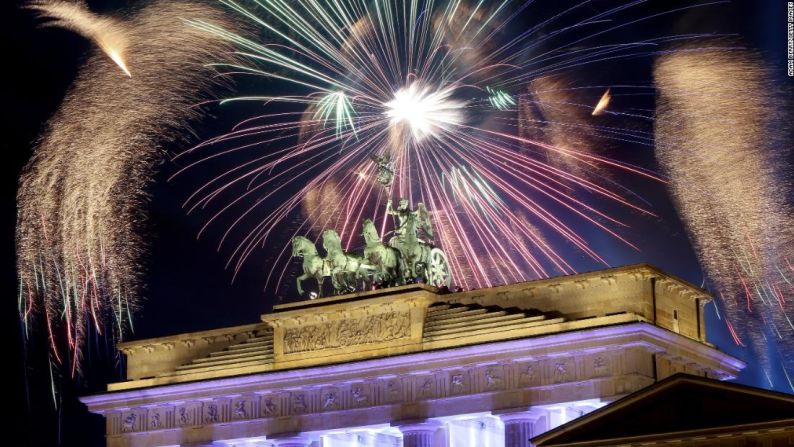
[29,0,132,76]
[655,48,794,390]
[592,89,611,116]
[17,0,238,373]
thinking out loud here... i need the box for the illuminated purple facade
[82,264,744,446]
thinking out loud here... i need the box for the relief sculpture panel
[283,311,410,354]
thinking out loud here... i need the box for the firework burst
[175,0,730,295]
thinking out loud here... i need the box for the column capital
[392,419,443,433]
[393,420,442,447]
[493,408,545,423]
[494,409,547,447]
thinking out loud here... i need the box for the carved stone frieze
[449,371,467,395]
[291,392,308,414]
[121,412,137,432]
[233,399,248,419]
[322,389,339,410]
[176,405,196,426]
[484,366,505,390]
[385,377,404,402]
[103,338,731,439]
[552,359,571,383]
[519,362,539,386]
[350,384,370,406]
[416,375,436,398]
[593,354,609,376]
[260,395,279,418]
[593,356,607,369]
[149,411,161,429]
[283,311,410,354]
[203,402,219,423]
[109,355,598,435]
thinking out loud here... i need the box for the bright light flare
[28,0,132,77]
[29,0,132,77]
[591,88,611,116]
[385,84,464,141]
[104,46,131,77]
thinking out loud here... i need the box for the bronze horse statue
[362,218,400,286]
[291,236,330,297]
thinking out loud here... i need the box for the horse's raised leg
[296,273,309,295]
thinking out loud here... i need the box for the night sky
[2,0,791,445]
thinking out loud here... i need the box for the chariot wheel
[426,248,452,288]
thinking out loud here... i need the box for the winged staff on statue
[292,155,452,298]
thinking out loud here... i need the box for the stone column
[497,411,545,447]
[396,421,442,447]
[270,435,312,447]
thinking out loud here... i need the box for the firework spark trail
[655,48,794,389]
[175,0,722,294]
[17,0,237,371]
[28,0,132,76]
[592,89,611,116]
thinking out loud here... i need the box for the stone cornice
[270,283,440,314]
[117,322,266,353]
[455,263,710,303]
[84,322,743,412]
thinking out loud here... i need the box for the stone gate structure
[82,264,744,447]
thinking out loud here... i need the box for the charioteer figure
[385,198,440,282]
[385,198,434,248]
